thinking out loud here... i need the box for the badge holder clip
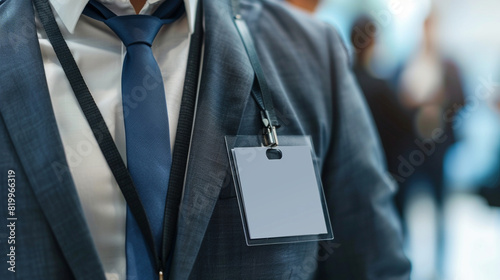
[261,110,279,147]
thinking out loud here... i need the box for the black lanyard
[230,0,280,147]
[33,0,204,278]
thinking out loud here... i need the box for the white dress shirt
[36,0,198,279]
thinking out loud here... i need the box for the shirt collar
[49,0,198,34]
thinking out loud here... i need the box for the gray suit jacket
[0,0,410,279]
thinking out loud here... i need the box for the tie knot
[106,15,163,47]
[82,0,186,47]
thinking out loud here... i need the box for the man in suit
[0,0,410,279]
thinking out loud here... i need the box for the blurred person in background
[398,10,465,209]
[397,7,465,279]
[350,16,414,215]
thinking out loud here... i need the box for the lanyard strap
[33,0,204,277]
[230,0,280,147]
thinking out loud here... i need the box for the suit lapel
[0,0,105,279]
[169,0,260,278]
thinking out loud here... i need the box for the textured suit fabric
[0,0,410,279]
[0,0,106,279]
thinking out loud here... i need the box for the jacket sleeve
[315,25,411,280]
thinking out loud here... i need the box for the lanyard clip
[261,110,279,147]
[263,125,279,147]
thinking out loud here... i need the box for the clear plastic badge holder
[225,135,334,246]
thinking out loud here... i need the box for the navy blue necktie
[83,1,185,279]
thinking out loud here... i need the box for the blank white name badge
[225,135,333,246]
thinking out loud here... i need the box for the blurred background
[287,0,500,279]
